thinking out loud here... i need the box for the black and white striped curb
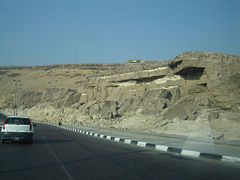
[46,123,240,164]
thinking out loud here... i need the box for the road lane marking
[41,132,74,180]
[46,123,240,164]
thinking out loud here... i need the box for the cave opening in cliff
[110,75,166,84]
[168,60,183,69]
[136,75,166,84]
[175,67,205,80]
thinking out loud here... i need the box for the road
[0,124,239,180]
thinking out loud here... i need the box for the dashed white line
[41,132,74,180]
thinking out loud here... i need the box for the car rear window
[6,118,30,125]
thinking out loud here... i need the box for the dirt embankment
[1,51,240,140]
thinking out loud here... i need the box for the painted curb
[45,123,240,164]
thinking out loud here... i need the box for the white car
[1,116,34,144]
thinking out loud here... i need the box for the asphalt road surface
[0,124,239,180]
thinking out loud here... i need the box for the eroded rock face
[140,89,173,116]
[88,101,119,120]
[163,96,196,121]
[42,88,81,108]
[1,51,240,140]
[208,74,240,110]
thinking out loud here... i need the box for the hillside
[0,51,240,140]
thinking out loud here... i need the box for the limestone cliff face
[0,51,240,140]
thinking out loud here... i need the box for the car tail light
[3,118,7,130]
[29,119,32,130]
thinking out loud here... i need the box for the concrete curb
[46,123,240,164]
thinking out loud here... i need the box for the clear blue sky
[0,0,240,66]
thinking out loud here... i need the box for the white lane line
[41,132,74,180]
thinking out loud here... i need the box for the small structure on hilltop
[126,59,145,64]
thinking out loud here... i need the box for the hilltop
[0,51,240,140]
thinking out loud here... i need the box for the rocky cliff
[0,51,239,140]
